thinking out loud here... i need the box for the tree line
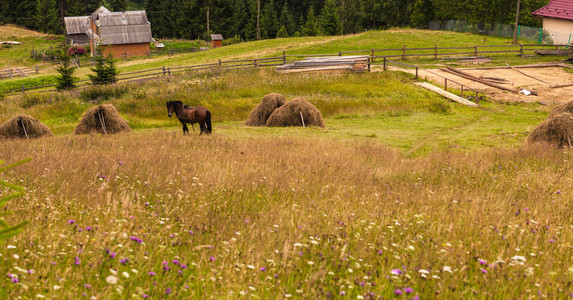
[0,0,549,40]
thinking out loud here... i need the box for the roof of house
[211,34,223,41]
[64,6,153,46]
[64,16,90,35]
[532,0,573,21]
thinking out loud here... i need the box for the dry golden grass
[0,24,46,39]
[0,129,572,298]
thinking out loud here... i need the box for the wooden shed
[65,6,154,58]
[211,34,223,48]
[64,16,90,46]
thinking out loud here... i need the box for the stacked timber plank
[277,55,368,73]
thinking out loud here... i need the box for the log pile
[277,56,369,73]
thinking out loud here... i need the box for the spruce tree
[35,0,62,34]
[261,0,278,39]
[302,7,318,36]
[319,0,342,36]
[276,25,288,38]
[278,2,296,36]
[88,48,119,85]
[55,55,78,91]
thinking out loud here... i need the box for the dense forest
[0,0,549,40]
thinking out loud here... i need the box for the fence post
[475,90,479,103]
[163,66,166,76]
[283,51,286,64]
[21,84,25,94]
[434,45,438,60]
[254,59,258,68]
[539,28,543,44]
[168,67,171,76]
[218,59,221,66]
[35,65,38,73]
[520,44,524,57]
[367,57,371,72]
[383,57,387,71]
[415,67,418,79]
[474,45,478,56]
[444,79,448,91]
[402,45,406,60]
[338,51,342,56]
[371,48,375,62]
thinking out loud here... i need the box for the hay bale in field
[0,114,53,139]
[74,104,130,135]
[245,93,287,126]
[527,112,573,147]
[266,97,325,128]
[548,101,573,118]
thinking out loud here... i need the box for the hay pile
[548,101,573,118]
[0,114,53,139]
[266,97,325,128]
[527,112,573,147]
[74,104,131,135]
[245,93,287,126]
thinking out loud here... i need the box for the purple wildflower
[11,278,19,283]
[478,259,487,265]
[180,264,187,269]
[75,257,80,265]
[165,287,172,295]
[109,252,117,259]
[549,239,555,243]
[148,271,156,276]
[68,220,75,224]
[86,226,92,231]
[210,256,216,261]
[404,287,414,294]
[481,268,487,274]
[395,289,403,296]
[119,161,123,165]
[84,284,92,288]
[172,260,179,265]
[120,258,129,264]
[260,267,266,272]
[391,269,403,275]
[142,295,149,298]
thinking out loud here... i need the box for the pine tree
[278,2,296,36]
[88,48,119,85]
[302,7,318,36]
[35,0,62,34]
[55,55,78,91]
[319,0,342,36]
[276,25,288,38]
[261,0,278,39]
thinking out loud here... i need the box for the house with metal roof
[64,16,90,46]
[64,6,154,58]
[532,0,573,44]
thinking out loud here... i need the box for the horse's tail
[206,110,212,134]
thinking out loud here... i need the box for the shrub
[79,85,129,102]
[67,46,86,56]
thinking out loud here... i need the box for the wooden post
[402,45,406,60]
[520,44,524,57]
[434,45,438,59]
[371,48,375,62]
[254,59,258,68]
[35,65,38,73]
[367,57,371,72]
[218,59,221,66]
[415,67,418,79]
[163,66,166,76]
[338,51,342,56]
[475,90,479,103]
[444,79,448,91]
[21,84,25,94]
[474,45,478,56]
[168,67,171,76]
[283,51,286,64]
[300,112,305,127]
[383,57,387,71]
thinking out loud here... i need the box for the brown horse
[166,101,212,135]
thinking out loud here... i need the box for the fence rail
[4,43,571,97]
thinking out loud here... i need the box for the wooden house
[64,16,91,46]
[532,0,573,44]
[65,6,154,58]
[211,34,223,48]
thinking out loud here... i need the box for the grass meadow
[1,64,571,299]
[0,27,571,299]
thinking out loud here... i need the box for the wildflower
[68,220,75,224]
[404,287,414,294]
[84,284,91,288]
[119,161,123,165]
[148,271,156,276]
[210,256,216,261]
[106,275,118,285]
[11,277,19,283]
[260,267,266,272]
[86,226,92,231]
[165,287,172,295]
[120,258,129,264]
[75,257,80,265]
[340,291,346,295]
[122,272,129,278]
[395,289,403,296]
[478,259,487,265]
[172,260,180,265]
[480,268,487,274]
[7,245,16,249]
[180,264,187,269]
[391,269,403,276]
[142,295,149,298]
[549,239,555,243]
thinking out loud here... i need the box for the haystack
[0,114,53,139]
[245,93,287,126]
[527,112,573,147]
[266,97,325,128]
[548,101,573,118]
[74,104,130,135]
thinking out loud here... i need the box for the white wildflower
[106,275,118,285]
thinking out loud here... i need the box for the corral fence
[429,19,561,44]
[4,43,571,97]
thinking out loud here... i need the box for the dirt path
[375,64,573,104]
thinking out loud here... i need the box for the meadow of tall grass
[0,129,572,298]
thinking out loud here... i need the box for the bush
[79,85,129,102]
[222,35,242,46]
[67,46,86,56]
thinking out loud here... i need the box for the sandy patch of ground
[377,64,573,104]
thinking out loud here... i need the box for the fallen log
[441,66,538,96]
[505,63,556,86]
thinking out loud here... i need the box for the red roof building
[532,0,573,44]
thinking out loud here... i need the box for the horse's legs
[183,124,189,135]
[199,122,205,135]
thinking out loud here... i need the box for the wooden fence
[4,43,570,97]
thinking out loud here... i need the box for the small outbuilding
[211,34,223,48]
[532,0,573,44]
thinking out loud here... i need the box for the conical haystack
[527,112,573,147]
[245,93,287,126]
[74,104,131,135]
[0,114,53,139]
[266,97,325,128]
[548,101,573,118]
